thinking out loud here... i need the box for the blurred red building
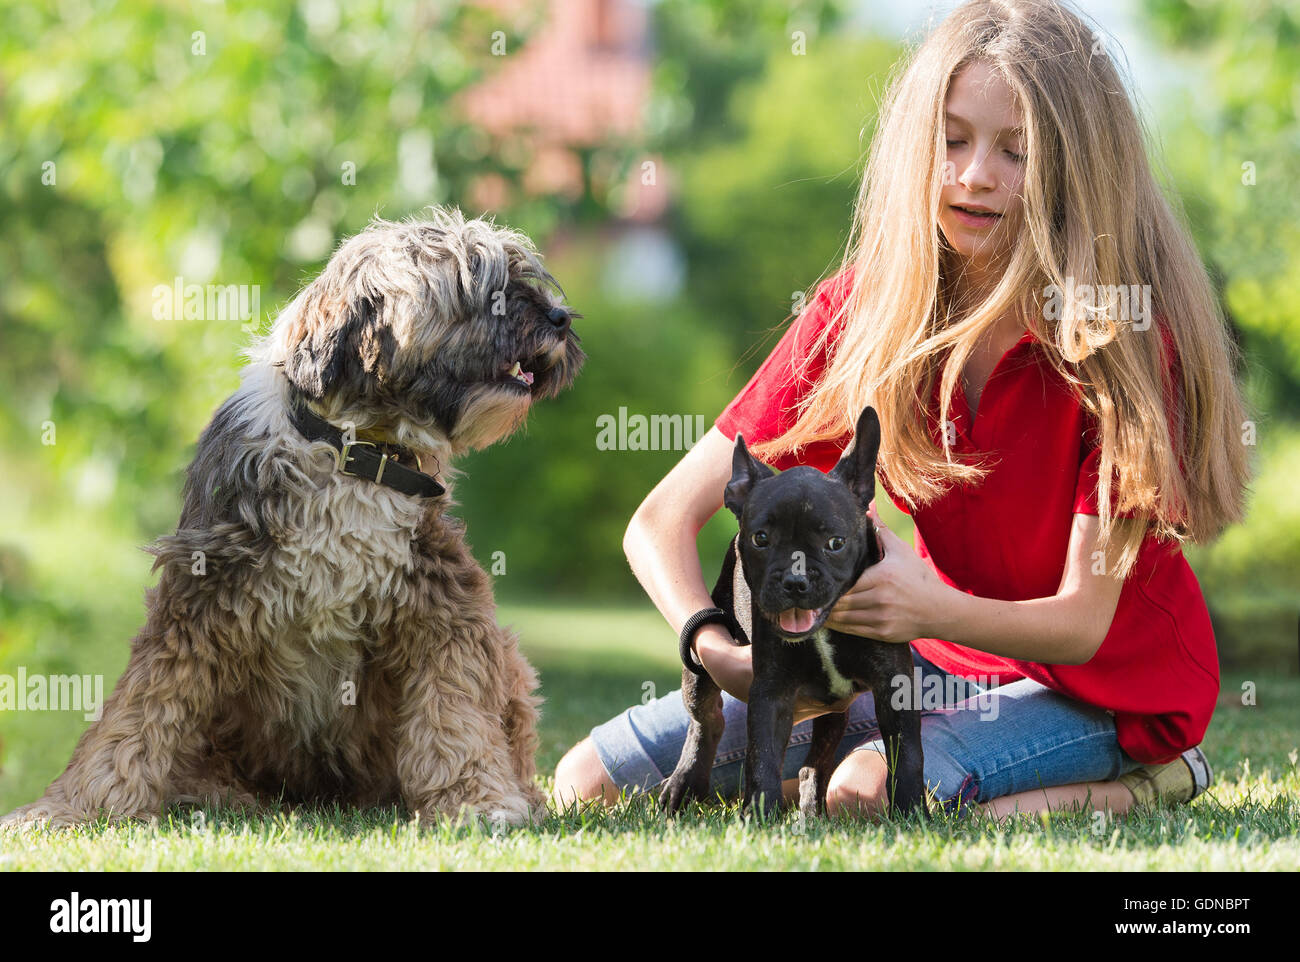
[455,0,666,222]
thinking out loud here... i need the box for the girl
[554,0,1250,819]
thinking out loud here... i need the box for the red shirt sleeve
[714,270,854,472]
[1073,439,1149,519]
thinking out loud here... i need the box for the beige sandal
[1117,746,1213,806]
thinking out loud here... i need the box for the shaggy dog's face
[283,213,584,454]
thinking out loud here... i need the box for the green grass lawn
[1,596,1298,870]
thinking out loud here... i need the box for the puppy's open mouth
[768,606,827,640]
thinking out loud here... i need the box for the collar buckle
[336,440,377,476]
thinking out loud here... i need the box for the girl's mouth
[951,205,1002,228]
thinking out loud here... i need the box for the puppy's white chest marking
[812,629,853,699]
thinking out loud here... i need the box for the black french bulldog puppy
[660,406,927,820]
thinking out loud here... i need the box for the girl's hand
[825,507,949,644]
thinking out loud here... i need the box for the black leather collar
[289,402,446,499]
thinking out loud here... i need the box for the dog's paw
[526,796,550,824]
[892,793,930,821]
[461,794,535,833]
[797,766,821,819]
[0,801,85,832]
[742,789,786,822]
[659,761,719,815]
[521,783,550,823]
[658,773,696,816]
[475,802,533,834]
[0,806,41,833]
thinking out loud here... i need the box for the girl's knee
[552,737,620,808]
[825,750,891,818]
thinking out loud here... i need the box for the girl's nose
[959,150,999,192]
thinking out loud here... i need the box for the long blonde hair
[755,0,1250,576]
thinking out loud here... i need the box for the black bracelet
[678,607,732,677]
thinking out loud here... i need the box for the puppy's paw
[742,789,786,822]
[658,773,692,815]
[797,766,821,819]
[659,765,713,816]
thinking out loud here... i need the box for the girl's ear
[723,435,774,520]
[830,406,880,511]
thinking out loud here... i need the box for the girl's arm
[623,427,753,692]
[827,511,1123,665]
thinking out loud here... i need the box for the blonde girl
[555,0,1249,819]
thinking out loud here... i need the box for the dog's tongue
[507,361,535,387]
[779,608,819,634]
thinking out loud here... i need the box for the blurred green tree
[1141,0,1300,666]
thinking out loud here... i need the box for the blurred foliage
[670,32,896,352]
[649,0,843,154]
[1139,0,1300,660]
[1141,0,1300,411]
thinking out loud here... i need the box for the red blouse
[714,269,1218,764]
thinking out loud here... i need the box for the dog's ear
[285,285,391,401]
[723,434,775,520]
[829,406,880,511]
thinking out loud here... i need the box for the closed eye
[946,139,1023,163]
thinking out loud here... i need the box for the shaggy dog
[1,208,583,828]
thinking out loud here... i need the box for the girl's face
[938,61,1027,276]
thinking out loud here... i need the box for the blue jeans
[589,648,1143,812]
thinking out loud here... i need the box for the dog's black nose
[547,307,571,333]
[782,572,809,595]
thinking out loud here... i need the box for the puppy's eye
[751,531,769,548]
[827,536,845,551]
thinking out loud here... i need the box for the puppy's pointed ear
[723,434,775,520]
[829,406,881,511]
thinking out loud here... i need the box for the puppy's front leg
[743,679,795,820]
[660,666,725,814]
[870,652,928,818]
